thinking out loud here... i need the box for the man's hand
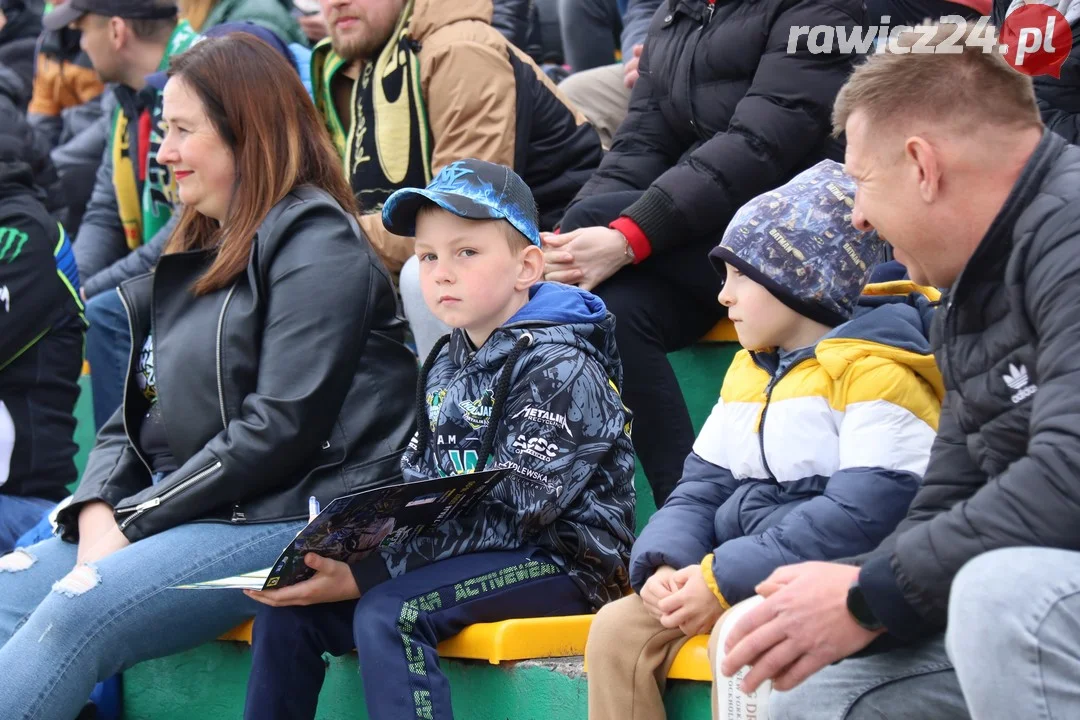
[299,12,329,43]
[542,226,631,291]
[658,564,725,636]
[244,554,361,607]
[77,501,129,565]
[720,562,883,694]
[624,44,643,89]
[640,564,679,619]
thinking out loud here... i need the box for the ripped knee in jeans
[0,548,36,572]
[52,564,101,597]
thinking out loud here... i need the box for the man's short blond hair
[832,22,1042,138]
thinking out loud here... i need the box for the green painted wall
[122,643,712,719]
[72,374,95,484]
[633,343,738,532]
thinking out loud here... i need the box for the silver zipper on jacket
[117,460,223,531]
[116,288,153,476]
[216,284,238,430]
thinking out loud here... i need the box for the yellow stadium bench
[221,615,713,680]
[701,319,737,343]
[668,635,711,682]
[218,615,593,665]
[219,620,254,643]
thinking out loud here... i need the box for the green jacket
[204,0,306,46]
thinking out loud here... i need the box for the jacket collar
[951,129,1066,303]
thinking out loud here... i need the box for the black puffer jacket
[0,66,65,217]
[856,131,1080,641]
[0,3,42,104]
[57,188,418,543]
[564,0,863,256]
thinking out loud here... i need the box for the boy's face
[717,263,811,352]
[415,209,543,345]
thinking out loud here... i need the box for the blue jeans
[947,547,1080,720]
[558,0,621,70]
[770,546,1080,719]
[0,518,305,720]
[0,495,54,556]
[84,290,131,430]
[244,548,591,720]
[769,635,967,720]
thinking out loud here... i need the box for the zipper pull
[134,497,163,512]
[706,0,716,22]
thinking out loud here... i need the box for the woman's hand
[76,501,130,565]
[542,227,632,291]
[244,553,361,607]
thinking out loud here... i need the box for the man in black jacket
[0,119,85,555]
[544,0,864,504]
[717,24,1080,720]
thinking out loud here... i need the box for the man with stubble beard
[313,0,603,356]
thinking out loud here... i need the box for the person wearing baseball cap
[243,160,636,720]
[42,0,177,31]
[57,0,194,436]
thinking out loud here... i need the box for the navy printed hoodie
[350,282,637,608]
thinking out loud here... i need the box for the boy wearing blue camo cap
[585,159,946,720]
[244,160,637,720]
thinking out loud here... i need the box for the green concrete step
[122,642,712,719]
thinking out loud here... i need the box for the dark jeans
[558,0,622,71]
[562,192,725,504]
[244,548,591,720]
[0,495,54,555]
[84,289,131,430]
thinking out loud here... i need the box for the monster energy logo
[0,227,28,263]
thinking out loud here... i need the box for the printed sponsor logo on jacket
[512,435,562,461]
[0,227,28,263]
[512,406,573,436]
[459,389,494,429]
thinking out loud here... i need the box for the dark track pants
[244,548,591,720]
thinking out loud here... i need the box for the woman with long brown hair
[0,34,417,720]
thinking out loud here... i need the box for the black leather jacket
[57,187,418,543]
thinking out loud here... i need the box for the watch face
[847,583,882,631]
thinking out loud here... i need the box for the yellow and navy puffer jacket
[629,282,944,608]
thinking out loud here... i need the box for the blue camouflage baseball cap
[709,159,885,327]
[382,159,541,246]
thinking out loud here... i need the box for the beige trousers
[587,593,728,719]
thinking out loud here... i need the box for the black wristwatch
[847,580,884,631]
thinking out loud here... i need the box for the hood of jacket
[407,0,492,42]
[814,281,945,402]
[445,282,621,382]
[0,4,41,46]
[0,160,37,199]
[0,64,25,107]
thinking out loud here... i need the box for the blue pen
[308,495,320,522]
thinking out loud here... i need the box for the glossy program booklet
[174,469,507,592]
